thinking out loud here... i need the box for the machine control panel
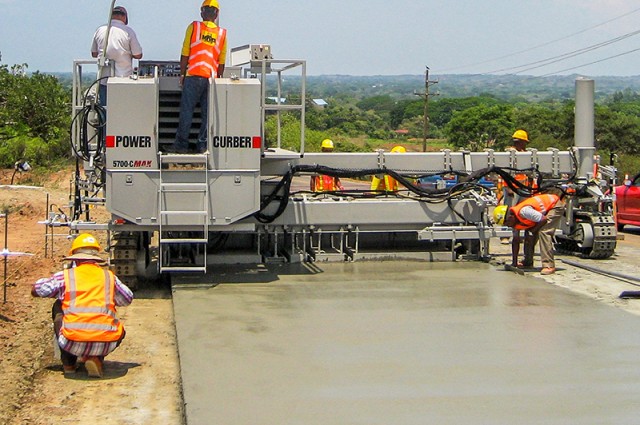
[138,60,181,77]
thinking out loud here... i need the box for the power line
[483,28,640,75]
[437,6,640,73]
[533,47,640,78]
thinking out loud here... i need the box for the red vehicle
[615,173,640,230]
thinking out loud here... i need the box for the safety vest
[496,146,537,200]
[311,175,342,192]
[371,174,398,192]
[61,264,124,343]
[187,22,226,78]
[511,194,560,230]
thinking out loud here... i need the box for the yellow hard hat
[69,233,101,255]
[512,129,529,142]
[202,0,219,8]
[390,145,406,153]
[493,205,508,226]
[321,139,334,150]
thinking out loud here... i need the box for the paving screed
[172,261,640,424]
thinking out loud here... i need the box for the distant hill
[305,74,640,102]
[47,71,640,102]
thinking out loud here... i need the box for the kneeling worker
[32,233,133,377]
[498,191,565,275]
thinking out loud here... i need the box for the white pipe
[97,0,118,80]
[574,78,596,180]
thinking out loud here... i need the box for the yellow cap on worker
[391,145,406,153]
[321,139,334,149]
[512,129,529,142]
[69,233,101,255]
[202,0,219,8]
[493,205,508,226]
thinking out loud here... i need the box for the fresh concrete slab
[173,261,640,425]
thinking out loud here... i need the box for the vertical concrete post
[574,78,596,181]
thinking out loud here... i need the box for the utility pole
[414,66,438,152]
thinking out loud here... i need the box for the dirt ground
[0,168,183,425]
[1,167,640,425]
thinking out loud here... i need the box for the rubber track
[555,212,616,259]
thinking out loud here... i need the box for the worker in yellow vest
[371,145,406,191]
[311,139,344,191]
[32,233,133,377]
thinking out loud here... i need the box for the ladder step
[161,182,207,190]
[160,238,209,243]
[160,188,207,193]
[160,211,207,216]
[160,153,208,164]
[160,266,207,273]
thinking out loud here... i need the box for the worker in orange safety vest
[32,233,133,378]
[496,129,537,246]
[311,139,344,191]
[167,0,227,154]
[500,192,566,275]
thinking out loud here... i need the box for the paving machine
[61,46,616,287]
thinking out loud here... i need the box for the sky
[1,0,640,77]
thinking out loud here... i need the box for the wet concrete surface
[173,261,640,425]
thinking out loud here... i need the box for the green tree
[595,106,640,155]
[444,104,513,150]
[0,63,71,167]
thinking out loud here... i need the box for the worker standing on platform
[91,5,143,106]
[311,139,344,191]
[167,0,227,154]
[501,191,566,275]
[31,233,133,378]
[371,145,406,191]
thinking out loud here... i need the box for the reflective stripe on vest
[187,22,226,78]
[371,175,398,191]
[61,265,124,342]
[313,175,339,192]
[511,194,560,230]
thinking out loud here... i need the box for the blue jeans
[98,83,107,107]
[175,76,209,151]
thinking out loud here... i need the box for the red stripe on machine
[106,135,115,148]
[252,136,262,149]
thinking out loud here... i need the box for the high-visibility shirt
[61,264,124,343]
[184,21,227,78]
[371,174,398,191]
[511,194,560,230]
[311,175,343,192]
[496,146,537,201]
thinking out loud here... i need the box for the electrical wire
[438,6,640,74]
[253,164,577,223]
[533,46,640,78]
[69,78,108,221]
[484,28,640,75]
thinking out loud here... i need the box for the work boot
[84,356,104,378]
[63,364,78,375]
[163,144,189,154]
[540,267,556,275]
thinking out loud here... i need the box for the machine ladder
[158,153,209,273]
